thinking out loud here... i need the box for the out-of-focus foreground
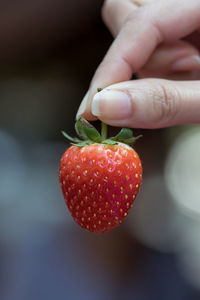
[0,1,200,299]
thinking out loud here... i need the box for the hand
[76,0,200,128]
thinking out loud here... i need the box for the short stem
[101,122,107,140]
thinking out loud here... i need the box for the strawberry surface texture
[59,142,142,233]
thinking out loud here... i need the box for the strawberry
[59,118,142,233]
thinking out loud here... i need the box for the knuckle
[101,0,114,23]
[124,9,154,37]
[124,8,143,25]
[150,80,180,125]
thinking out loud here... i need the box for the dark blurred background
[1,1,200,299]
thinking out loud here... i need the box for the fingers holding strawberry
[76,0,200,125]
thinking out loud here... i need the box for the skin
[77,0,200,128]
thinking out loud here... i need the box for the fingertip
[76,91,89,120]
[91,89,132,119]
[87,78,200,129]
[171,55,200,71]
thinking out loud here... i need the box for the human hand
[76,0,200,128]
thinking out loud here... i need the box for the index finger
[77,0,200,120]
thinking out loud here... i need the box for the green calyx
[62,118,142,147]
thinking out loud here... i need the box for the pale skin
[76,0,200,129]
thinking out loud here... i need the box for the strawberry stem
[62,117,142,147]
[101,122,107,140]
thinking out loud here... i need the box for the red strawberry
[59,118,142,233]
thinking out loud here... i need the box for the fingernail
[91,89,132,119]
[76,91,89,120]
[172,55,200,71]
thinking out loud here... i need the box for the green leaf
[112,128,133,141]
[75,119,88,140]
[71,141,90,147]
[103,139,118,145]
[84,127,102,142]
[62,131,82,143]
[117,135,143,146]
[75,118,102,143]
[63,119,142,148]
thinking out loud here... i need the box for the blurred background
[0,1,200,299]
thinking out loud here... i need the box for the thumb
[91,78,200,128]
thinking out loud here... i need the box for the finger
[157,70,200,81]
[138,40,200,78]
[102,0,134,36]
[77,0,200,120]
[102,0,153,36]
[90,78,200,128]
